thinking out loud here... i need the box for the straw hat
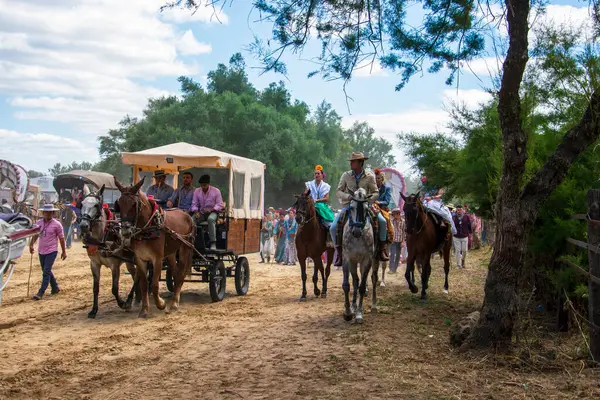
[153,170,167,177]
[40,204,59,212]
[349,152,369,161]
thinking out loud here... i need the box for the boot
[334,245,343,267]
[379,240,390,262]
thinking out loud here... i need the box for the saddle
[425,210,451,253]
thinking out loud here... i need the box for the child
[29,204,67,300]
[389,208,406,273]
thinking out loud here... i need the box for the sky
[0,0,595,175]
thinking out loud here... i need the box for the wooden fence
[561,190,600,363]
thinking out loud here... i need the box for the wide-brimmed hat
[349,152,369,161]
[40,204,59,212]
[153,170,167,177]
[392,207,401,214]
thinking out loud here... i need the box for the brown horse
[401,192,451,300]
[294,190,334,301]
[114,177,195,318]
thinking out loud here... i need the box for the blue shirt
[147,184,174,204]
[377,184,392,207]
[169,185,195,211]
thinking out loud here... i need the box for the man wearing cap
[167,171,195,212]
[29,204,67,300]
[146,170,174,207]
[192,174,224,251]
[330,151,380,266]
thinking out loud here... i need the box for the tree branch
[521,89,600,207]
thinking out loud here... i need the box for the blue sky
[0,0,593,174]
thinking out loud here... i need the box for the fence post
[587,189,600,363]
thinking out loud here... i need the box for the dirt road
[0,246,597,399]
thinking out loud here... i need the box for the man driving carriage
[146,170,174,208]
[192,174,224,251]
[330,152,386,266]
[166,171,195,212]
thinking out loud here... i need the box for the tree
[163,1,600,349]
[345,121,396,168]
[48,161,94,177]
[27,170,45,178]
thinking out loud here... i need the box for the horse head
[114,176,146,244]
[293,189,315,226]
[348,188,370,238]
[79,184,105,236]
[401,191,422,235]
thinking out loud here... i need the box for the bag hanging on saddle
[315,202,335,223]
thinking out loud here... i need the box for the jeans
[38,251,59,296]
[196,212,218,243]
[389,242,402,272]
[63,225,73,248]
[330,209,345,246]
[377,213,387,242]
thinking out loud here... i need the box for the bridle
[80,193,103,227]
[294,195,317,227]
[405,197,428,235]
[349,197,368,231]
[118,191,163,236]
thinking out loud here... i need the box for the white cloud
[177,29,212,55]
[442,89,492,109]
[464,57,502,78]
[0,129,99,172]
[0,0,221,134]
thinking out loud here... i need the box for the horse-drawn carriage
[121,142,264,302]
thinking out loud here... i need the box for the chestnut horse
[401,192,451,300]
[293,190,334,300]
[114,177,195,318]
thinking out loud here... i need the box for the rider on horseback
[330,152,381,267]
[304,165,335,245]
[420,176,457,236]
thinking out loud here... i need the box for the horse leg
[313,257,322,297]
[110,262,127,310]
[322,249,332,298]
[351,264,359,315]
[135,260,150,318]
[342,260,353,321]
[299,255,308,301]
[371,259,379,313]
[356,261,371,324]
[405,253,419,294]
[380,261,386,287]
[124,262,138,310]
[170,247,190,312]
[443,240,451,294]
[421,255,432,300]
[88,260,101,318]
[150,255,166,311]
[165,254,179,312]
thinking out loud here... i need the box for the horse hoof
[138,312,148,318]
[321,292,327,299]
[156,300,166,311]
[299,297,306,302]
[314,289,321,297]
[355,316,363,324]
[380,281,386,287]
[371,307,377,314]
[409,285,419,294]
[343,313,353,322]
[87,311,97,319]
[443,289,449,295]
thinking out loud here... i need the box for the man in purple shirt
[452,205,472,269]
[29,204,67,300]
[192,174,224,250]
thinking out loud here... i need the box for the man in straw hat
[330,151,382,266]
[29,204,67,300]
[147,170,174,208]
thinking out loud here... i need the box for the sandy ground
[0,244,599,399]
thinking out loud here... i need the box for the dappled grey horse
[342,188,379,324]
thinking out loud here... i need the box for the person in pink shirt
[192,174,224,251]
[29,204,67,300]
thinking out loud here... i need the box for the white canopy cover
[121,142,265,219]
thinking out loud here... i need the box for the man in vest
[329,152,380,266]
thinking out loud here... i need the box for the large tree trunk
[465,0,600,349]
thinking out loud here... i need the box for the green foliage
[96,54,396,208]
[27,170,44,178]
[48,161,94,177]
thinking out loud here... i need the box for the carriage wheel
[234,257,250,296]
[165,268,175,293]
[209,261,226,302]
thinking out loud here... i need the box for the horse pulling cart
[121,142,265,302]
